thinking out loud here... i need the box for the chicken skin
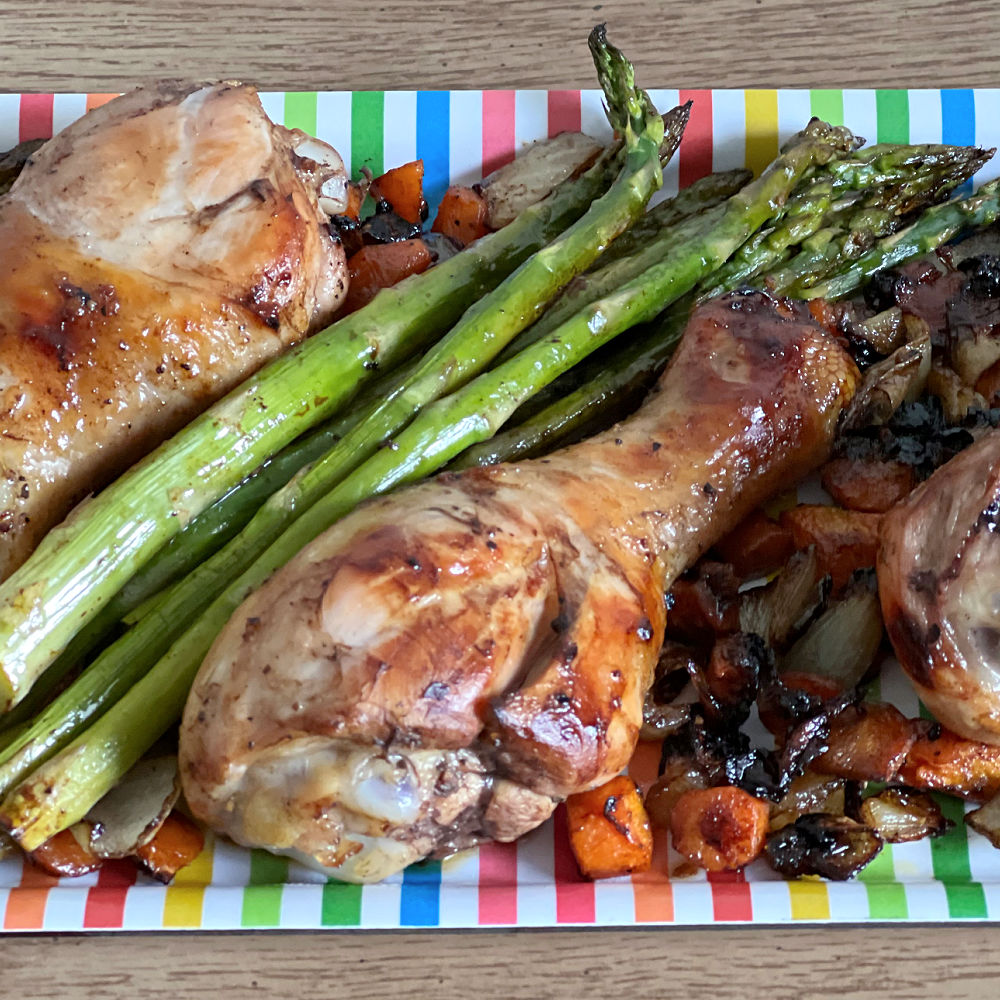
[0,82,348,580]
[180,290,859,882]
[879,429,1000,743]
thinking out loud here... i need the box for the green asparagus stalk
[827,142,993,190]
[0,91,630,711]
[593,167,751,266]
[797,179,1000,300]
[0,120,853,847]
[454,315,683,467]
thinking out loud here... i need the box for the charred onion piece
[739,546,827,651]
[769,773,848,832]
[858,788,951,843]
[765,813,882,880]
[779,574,883,693]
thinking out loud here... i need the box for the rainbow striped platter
[1,88,999,932]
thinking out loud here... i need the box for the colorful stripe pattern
[1,89,1000,931]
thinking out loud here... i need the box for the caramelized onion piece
[765,813,882,880]
[769,773,847,832]
[858,788,950,843]
[779,577,883,693]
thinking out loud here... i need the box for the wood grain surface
[3,924,998,998]
[2,0,1000,996]
[1,0,999,91]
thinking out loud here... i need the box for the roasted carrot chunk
[670,786,769,872]
[779,504,882,591]
[566,775,653,879]
[370,160,426,225]
[812,702,924,782]
[820,457,916,514]
[133,811,205,883]
[713,508,796,579]
[29,827,103,878]
[432,185,491,247]
[340,238,433,315]
[898,727,1000,802]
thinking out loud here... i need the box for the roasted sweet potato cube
[566,776,653,879]
[898,727,1000,802]
[431,185,491,247]
[813,702,923,782]
[370,160,427,226]
[820,456,916,513]
[713,508,796,579]
[670,785,769,872]
[779,504,882,591]
[132,811,205,883]
[340,238,433,314]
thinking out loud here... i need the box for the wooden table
[1,0,999,995]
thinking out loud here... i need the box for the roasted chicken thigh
[180,290,858,882]
[0,82,348,580]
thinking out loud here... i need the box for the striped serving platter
[1,89,999,932]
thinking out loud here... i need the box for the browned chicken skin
[0,82,348,580]
[180,290,858,881]
[880,429,1000,743]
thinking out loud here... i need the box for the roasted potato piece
[670,786,770,872]
[813,703,927,783]
[566,776,653,879]
[712,508,796,580]
[779,504,882,592]
[820,456,916,513]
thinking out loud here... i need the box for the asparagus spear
[463,159,1000,468]
[454,315,683,467]
[593,167,751,266]
[0,89,629,710]
[799,179,1000,300]
[827,142,994,190]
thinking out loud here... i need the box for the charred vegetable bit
[765,813,883,880]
